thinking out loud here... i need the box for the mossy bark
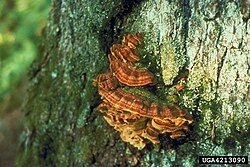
[16,0,249,166]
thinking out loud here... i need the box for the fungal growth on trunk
[93,33,193,148]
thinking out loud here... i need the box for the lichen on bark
[16,0,249,167]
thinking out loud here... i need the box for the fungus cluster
[93,33,193,148]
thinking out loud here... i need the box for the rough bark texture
[16,0,249,166]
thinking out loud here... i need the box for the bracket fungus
[94,33,193,148]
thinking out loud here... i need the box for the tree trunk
[16,0,249,166]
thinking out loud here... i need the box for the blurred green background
[0,0,51,166]
[0,0,50,99]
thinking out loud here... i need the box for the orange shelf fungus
[122,32,144,49]
[93,33,193,148]
[109,59,157,86]
[109,44,140,64]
